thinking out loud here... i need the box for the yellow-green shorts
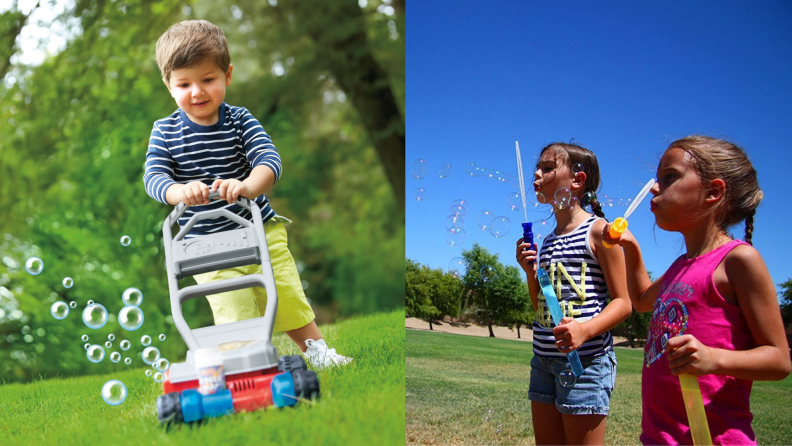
[193,218,315,332]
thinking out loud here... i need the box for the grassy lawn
[0,310,405,446]
[406,329,792,445]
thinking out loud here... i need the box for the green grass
[0,310,405,446]
[406,329,792,445]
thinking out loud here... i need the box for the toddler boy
[144,20,351,369]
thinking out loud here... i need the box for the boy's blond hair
[155,20,230,83]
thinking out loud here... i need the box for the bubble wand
[516,141,534,263]
[602,178,655,248]
[537,267,584,376]
[679,373,712,445]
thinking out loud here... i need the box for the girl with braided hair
[604,136,790,445]
[516,142,631,445]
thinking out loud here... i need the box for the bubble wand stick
[602,178,655,248]
[537,267,584,376]
[516,141,534,264]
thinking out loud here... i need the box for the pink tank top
[641,240,756,445]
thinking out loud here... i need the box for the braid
[590,197,607,220]
[744,210,755,246]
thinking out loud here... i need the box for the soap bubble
[411,159,427,179]
[120,340,131,351]
[445,214,464,230]
[446,227,466,247]
[570,196,580,209]
[153,372,165,383]
[158,334,166,341]
[86,344,105,363]
[554,187,571,209]
[145,369,152,377]
[110,352,121,363]
[465,162,485,177]
[476,210,495,231]
[118,305,144,331]
[141,335,152,346]
[535,191,547,204]
[572,163,585,175]
[448,257,467,278]
[448,204,467,218]
[506,192,521,211]
[124,357,131,365]
[142,346,160,365]
[438,164,453,178]
[108,334,115,341]
[50,301,69,320]
[451,199,469,210]
[25,257,44,275]
[105,341,112,348]
[87,300,94,306]
[489,216,512,238]
[414,187,426,201]
[581,191,596,212]
[82,303,108,329]
[69,301,77,308]
[62,277,74,288]
[84,343,91,350]
[101,380,127,406]
[560,369,577,388]
[81,334,89,342]
[120,235,131,246]
[121,287,143,306]
[155,358,170,372]
[480,265,496,283]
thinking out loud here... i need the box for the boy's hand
[553,317,588,352]
[516,238,538,274]
[177,181,210,206]
[665,334,717,377]
[211,178,250,204]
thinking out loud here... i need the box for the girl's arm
[554,220,633,352]
[606,225,661,312]
[665,245,791,381]
[516,239,540,311]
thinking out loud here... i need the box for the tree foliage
[0,0,403,382]
[405,259,462,330]
[461,244,530,337]
[779,278,792,328]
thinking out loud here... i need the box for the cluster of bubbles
[22,232,175,407]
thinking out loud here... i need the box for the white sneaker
[304,339,353,369]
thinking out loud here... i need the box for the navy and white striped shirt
[144,103,280,238]
[532,216,613,358]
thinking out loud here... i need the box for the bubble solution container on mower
[156,191,319,424]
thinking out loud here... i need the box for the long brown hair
[667,135,762,245]
[538,142,606,219]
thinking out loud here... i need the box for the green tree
[779,278,792,328]
[614,271,654,348]
[461,244,529,338]
[405,259,438,328]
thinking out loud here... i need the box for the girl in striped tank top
[516,142,632,445]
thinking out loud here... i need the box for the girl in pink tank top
[602,136,790,445]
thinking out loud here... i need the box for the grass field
[0,310,405,446]
[406,329,792,445]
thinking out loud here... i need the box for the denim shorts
[528,349,617,415]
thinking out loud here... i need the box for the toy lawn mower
[156,191,319,424]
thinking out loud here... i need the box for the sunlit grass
[0,311,405,446]
[407,329,792,445]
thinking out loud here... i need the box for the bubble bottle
[195,346,226,395]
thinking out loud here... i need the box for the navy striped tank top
[532,216,613,358]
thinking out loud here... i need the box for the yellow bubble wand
[602,178,655,248]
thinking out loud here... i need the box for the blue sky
[405,1,792,296]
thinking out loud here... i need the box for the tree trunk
[429,319,433,331]
[285,1,405,208]
[516,324,521,339]
[488,321,495,338]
